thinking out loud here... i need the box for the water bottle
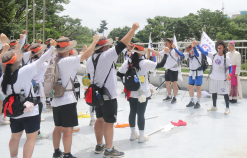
[96,91,104,106]
[57,79,62,85]
[123,76,125,83]
[134,75,139,83]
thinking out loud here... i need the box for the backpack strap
[102,62,114,87]
[92,53,102,84]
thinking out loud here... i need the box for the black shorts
[53,103,78,127]
[165,69,178,82]
[10,115,40,134]
[95,99,118,123]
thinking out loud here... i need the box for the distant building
[240,11,247,15]
[232,14,241,19]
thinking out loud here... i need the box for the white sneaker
[150,94,155,99]
[37,132,49,139]
[207,106,218,111]
[89,119,96,126]
[224,108,230,115]
[73,126,80,132]
[0,118,10,125]
[130,134,139,141]
[138,135,149,143]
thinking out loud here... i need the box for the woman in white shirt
[0,40,56,158]
[117,44,168,143]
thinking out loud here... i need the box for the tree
[0,0,16,35]
[97,20,108,36]
[108,26,131,40]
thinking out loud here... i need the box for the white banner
[200,31,214,65]
[173,34,183,82]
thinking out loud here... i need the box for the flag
[173,34,183,82]
[200,31,214,65]
[148,32,156,62]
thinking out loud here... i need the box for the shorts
[209,79,228,94]
[189,76,203,86]
[10,115,40,134]
[95,99,118,123]
[165,69,178,82]
[53,103,78,127]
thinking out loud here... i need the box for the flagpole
[200,28,204,43]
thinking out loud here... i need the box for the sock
[139,130,145,138]
[106,148,112,152]
[130,127,136,135]
[190,97,194,102]
[55,148,60,154]
[168,95,172,98]
[64,152,71,157]
[89,106,95,120]
[197,98,200,103]
[0,115,4,120]
[97,143,103,147]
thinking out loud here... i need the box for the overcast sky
[59,0,246,36]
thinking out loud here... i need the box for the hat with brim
[1,49,23,73]
[215,40,227,54]
[29,44,47,59]
[184,44,193,53]
[24,44,31,52]
[130,43,148,55]
[164,38,173,43]
[55,37,77,53]
[94,36,113,51]
[9,40,18,50]
[69,49,79,56]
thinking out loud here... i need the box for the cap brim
[164,38,173,43]
[55,40,77,53]
[69,49,79,57]
[29,44,47,59]
[94,38,113,51]
[215,40,227,52]
[130,49,148,55]
[1,49,24,73]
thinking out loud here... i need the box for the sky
[59,0,247,37]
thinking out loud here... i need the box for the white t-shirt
[23,51,31,65]
[184,51,203,78]
[159,49,178,71]
[51,55,82,107]
[0,63,39,119]
[119,60,157,98]
[87,47,118,100]
[208,53,231,80]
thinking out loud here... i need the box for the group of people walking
[0,21,243,158]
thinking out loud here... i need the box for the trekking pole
[156,80,166,90]
[181,88,188,101]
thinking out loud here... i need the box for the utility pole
[33,0,35,40]
[43,0,45,43]
[26,0,28,43]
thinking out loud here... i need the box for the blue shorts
[189,76,203,86]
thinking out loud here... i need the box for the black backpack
[123,60,142,91]
[2,69,38,118]
[85,53,113,107]
[194,54,208,72]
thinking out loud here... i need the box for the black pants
[128,97,148,130]
[212,93,229,108]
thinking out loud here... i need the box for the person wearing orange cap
[51,35,99,158]
[86,23,139,158]
[0,38,56,158]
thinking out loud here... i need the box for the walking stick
[181,88,188,101]
[156,80,166,90]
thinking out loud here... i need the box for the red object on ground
[171,120,187,126]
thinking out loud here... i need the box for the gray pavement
[1,75,247,158]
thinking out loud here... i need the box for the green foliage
[97,20,108,36]
[108,26,131,40]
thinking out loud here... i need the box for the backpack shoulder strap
[91,53,102,84]
[169,49,177,62]
[224,54,227,74]
[102,62,114,87]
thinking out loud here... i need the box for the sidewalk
[0,76,247,158]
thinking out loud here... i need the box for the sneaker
[130,134,139,141]
[224,108,230,115]
[163,96,172,101]
[171,97,177,104]
[95,144,106,154]
[103,147,124,158]
[207,106,218,111]
[186,101,195,107]
[138,135,149,143]
[63,153,76,158]
[0,118,10,125]
[150,94,155,99]
[37,132,49,139]
[73,126,80,132]
[89,119,96,126]
[194,102,201,109]
[53,150,64,158]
